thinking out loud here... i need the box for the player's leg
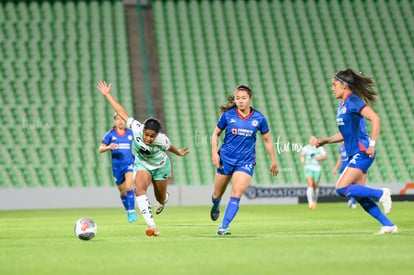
[305,174,315,209]
[124,172,137,222]
[358,197,397,234]
[313,180,319,208]
[153,179,169,215]
[134,169,158,236]
[217,171,252,235]
[115,169,137,223]
[312,171,321,209]
[349,172,367,209]
[151,159,171,215]
[337,172,393,219]
[210,161,233,221]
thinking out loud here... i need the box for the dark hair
[218,85,252,115]
[334,68,377,104]
[143,117,162,133]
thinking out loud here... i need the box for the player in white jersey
[97,81,189,237]
[300,135,327,210]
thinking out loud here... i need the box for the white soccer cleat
[379,188,392,214]
[376,225,398,235]
[155,192,169,215]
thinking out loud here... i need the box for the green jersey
[301,144,326,171]
[127,118,171,170]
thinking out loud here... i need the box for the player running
[97,80,189,237]
[301,135,327,210]
[210,85,279,236]
[316,68,397,234]
[100,113,137,222]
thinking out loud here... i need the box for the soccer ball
[74,217,97,240]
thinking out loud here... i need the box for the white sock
[306,187,314,205]
[136,195,155,227]
[314,188,319,203]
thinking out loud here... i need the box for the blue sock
[120,195,128,211]
[359,198,394,226]
[349,197,356,204]
[212,195,221,211]
[337,185,383,199]
[126,190,135,211]
[221,197,240,229]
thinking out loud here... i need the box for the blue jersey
[217,107,269,166]
[336,93,370,156]
[101,128,134,169]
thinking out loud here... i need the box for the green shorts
[304,168,322,182]
[134,157,171,181]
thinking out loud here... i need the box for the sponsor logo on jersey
[336,117,344,126]
[252,120,258,127]
[128,135,133,140]
[118,143,131,149]
[231,128,253,137]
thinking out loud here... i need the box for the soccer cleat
[210,205,220,221]
[216,228,231,236]
[145,227,160,237]
[309,203,317,210]
[376,225,398,235]
[155,192,169,215]
[127,211,138,223]
[379,188,392,214]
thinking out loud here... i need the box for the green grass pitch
[1,202,413,275]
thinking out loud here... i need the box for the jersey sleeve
[101,130,112,145]
[217,113,227,130]
[126,117,142,135]
[350,96,367,113]
[156,133,171,151]
[319,147,327,156]
[260,116,270,135]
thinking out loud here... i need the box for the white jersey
[127,118,171,170]
[301,144,326,171]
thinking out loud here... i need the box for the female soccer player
[316,68,397,234]
[301,135,327,210]
[210,85,279,235]
[97,80,189,237]
[100,113,137,223]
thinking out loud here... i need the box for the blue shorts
[216,159,255,176]
[339,160,349,174]
[112,164,134,185]
[346,152,375,174]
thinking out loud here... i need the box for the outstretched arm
[97,81,130,122]
[316,132,343,147]
[168,145,190,156]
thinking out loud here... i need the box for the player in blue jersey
[210,85,279,236]
[332,143,357,208]
[97,80,189,237]
[316,68,397,234]
[100,113,137,223]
